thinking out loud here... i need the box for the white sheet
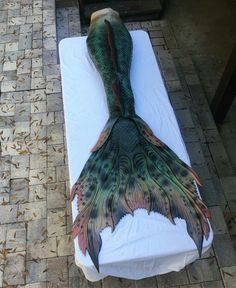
[59,31,213,282]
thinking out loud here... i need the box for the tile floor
[164,0,236,178]
[0,1,235,287]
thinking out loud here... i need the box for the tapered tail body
[71,8,210,272]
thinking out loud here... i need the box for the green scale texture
[86,13,135,117]
[70,9,210,272]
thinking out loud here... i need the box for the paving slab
[221,266,236,288]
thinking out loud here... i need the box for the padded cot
[59,30,213,282]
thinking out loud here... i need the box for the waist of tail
[104,19,135,117]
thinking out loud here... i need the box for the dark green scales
[70,8,210,272]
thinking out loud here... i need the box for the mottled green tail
[71,114,210,271]
[71,8,210,272]
[86,8,135,118]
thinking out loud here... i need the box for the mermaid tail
[71,115,210,271]
[71,9,210,272]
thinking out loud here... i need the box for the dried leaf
[18,150,29,155]
[32,258,39,263]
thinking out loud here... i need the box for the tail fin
[71,116,210,272]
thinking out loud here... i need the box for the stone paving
[0,1,236,287]
[164,0,236,181]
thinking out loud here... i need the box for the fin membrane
[71,116,210,272]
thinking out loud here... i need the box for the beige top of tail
[91,8,120,22]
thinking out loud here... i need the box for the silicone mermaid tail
[71,8,210,272]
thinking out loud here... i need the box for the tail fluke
[71,116,210,271]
